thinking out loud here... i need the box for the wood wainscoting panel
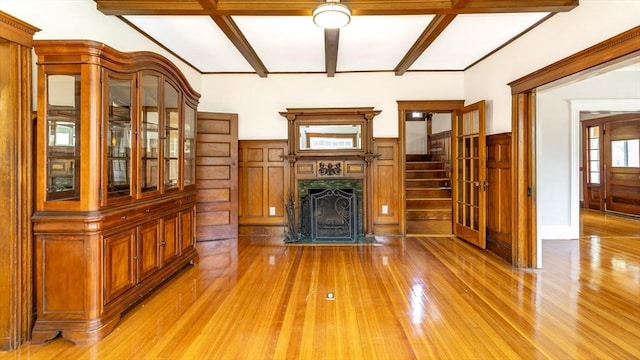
[238,140,289,235]
[486,133,513,263]
[196,112,238,241]
[372,138,401,234]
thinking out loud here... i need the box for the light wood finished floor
[1,210,638,359]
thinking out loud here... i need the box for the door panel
[196,112,238,240]
[605,118,640,215]
[161,214,179,265]
[104,229,136,304]
[452,101,487,248]
[180,209,195,252]
[137,220,160,281]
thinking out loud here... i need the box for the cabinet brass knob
[120,215,126,220]
[145,209,150,213]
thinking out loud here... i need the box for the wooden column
[0,11,39,350]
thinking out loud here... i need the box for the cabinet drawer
[102,209,146,229]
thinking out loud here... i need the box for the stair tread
[406,189,451,192]
[407,208,453,212]
[406,169,446,172]
[406,197,452,200]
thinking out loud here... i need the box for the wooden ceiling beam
[96,0,209,15]
[196,0,269,77]
[324,29,340,78]
[95,0,578,16]
[210,15,269,77]
[394,14,457,76]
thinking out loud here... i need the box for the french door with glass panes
[452,101,487,248]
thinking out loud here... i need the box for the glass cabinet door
[164,81,179,190]
[46,74,81,201]
[183,104,196,187]
[140,74,160,194]
[106,73,133,200]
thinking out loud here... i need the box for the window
[587,126,600,184]
[611,139,640,168]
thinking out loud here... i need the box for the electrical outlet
[269,206,276,216]
[382,205,388,214]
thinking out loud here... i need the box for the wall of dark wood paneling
[238,140,289,235]
[486,133,513,263]
[372,138,401,234]
[429,130,451,181]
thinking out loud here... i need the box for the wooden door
[161,214,179,265]
[452,101,487,248]
[180,209,195,252]
[137,220,161,281]
[196,112,238,241]
[604,116,640,215]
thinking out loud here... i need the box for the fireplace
[298,179,363,243]
[280,107,382,241]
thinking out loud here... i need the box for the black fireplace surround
[298,179,364,243]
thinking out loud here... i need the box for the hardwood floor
[1,211,638,359]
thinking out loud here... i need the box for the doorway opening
[510,26,640,267]
[397,100,464,236]
[405,111,453,235]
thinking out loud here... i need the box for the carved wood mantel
[279,107,381,237]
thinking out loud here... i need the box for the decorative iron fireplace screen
[298,179,363,243]
[309,188,357,243]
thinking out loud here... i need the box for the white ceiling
[123,12,550,74]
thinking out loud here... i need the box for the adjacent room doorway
[397,100,464,236]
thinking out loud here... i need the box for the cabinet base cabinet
[31,196,198,346]
[31,40,201,346]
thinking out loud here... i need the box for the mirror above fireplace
[280,107,380,157]
[299,124,362,150]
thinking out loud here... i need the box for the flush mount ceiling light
[313,0,351,29]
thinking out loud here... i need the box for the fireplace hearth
[298,179,364,243]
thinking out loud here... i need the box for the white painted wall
[536,71,640,240]
[199,72,464,139]
[432,113,452,134]
[0,0,202,96]
[405,121,427,154]
[464,0,640,135]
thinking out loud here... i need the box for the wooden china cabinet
[31,40,200,345]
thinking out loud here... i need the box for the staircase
[405,154,452,221]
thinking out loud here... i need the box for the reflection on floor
[580,208,640,238]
